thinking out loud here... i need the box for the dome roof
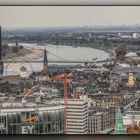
[125,52,138,58]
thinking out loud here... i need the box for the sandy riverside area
[4,47,44,68]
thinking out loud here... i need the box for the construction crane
[50,73,71,134]
[22,73,71,133]
[21,72,71,134]
[21,86,38,104]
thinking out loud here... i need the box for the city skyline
[0,6,140,28]
[1,7,140,134]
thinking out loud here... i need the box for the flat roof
[100,128,114,134]
[52,98,88,104]
[0,105,65,113]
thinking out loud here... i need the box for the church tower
[114,107,125,134]
[43,49,48,72]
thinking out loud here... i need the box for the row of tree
[2,44,24,58]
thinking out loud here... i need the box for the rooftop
[89,112,103,116]
[112,66,140,74]
[100,128,114,134]
[0,101,65,112]
[125,52,138,58]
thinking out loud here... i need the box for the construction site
[0,26,140,134]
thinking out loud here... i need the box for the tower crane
[50,73,71,134]
[21,72,71,134]
[21,85,38,104]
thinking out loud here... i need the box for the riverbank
[70,43,114,55]
[3,48,32,60]
[5,43,111,63]
[3,47,43,69]
[4,43,109,75]
[18,47,43,59]
[4,46,43,60]
[20,43,110,61]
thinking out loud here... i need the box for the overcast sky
[0,0,140,5]
[0,6,140,28]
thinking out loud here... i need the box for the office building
[52,99,88,134]
[0,103,65,134]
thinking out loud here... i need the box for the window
[43,111,48,124]
[60,122,62,132]
[12,125,17,134]
[0,129,6,134]
[38,111,43,123]
[17,113,21,123]
[45,124,48,133]
[48,113,51,122]
[7,113,12,123]
[48,123,51,133]
[38,124,44,134]
[52,122,58,133]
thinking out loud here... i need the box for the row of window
[7,122,65,134]
[0,109,65,134]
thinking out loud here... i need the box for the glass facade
[0,114,7,134]
[0,107,65,134]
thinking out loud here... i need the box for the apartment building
[88,110,110,134]
[88,111,102,134]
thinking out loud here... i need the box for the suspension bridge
[0,26,99,64]
[0,59,97,64]
[0,26,113,76]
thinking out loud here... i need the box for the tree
[2,50,6,57]
[12,46,19,53]
[19,45,23,49]
[115,46,126,60]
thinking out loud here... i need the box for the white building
[52,99,88,134]
[123,110,140,125]
[88,111,102,134]
[79,95,92,108]
[133,33,140,39]
[88,110,110,134]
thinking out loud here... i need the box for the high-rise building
[133,33,140,39]
[0,26,3,76]
[73,87,85,99]
[52,99,88,134]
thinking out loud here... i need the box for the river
[4,43,109,75]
